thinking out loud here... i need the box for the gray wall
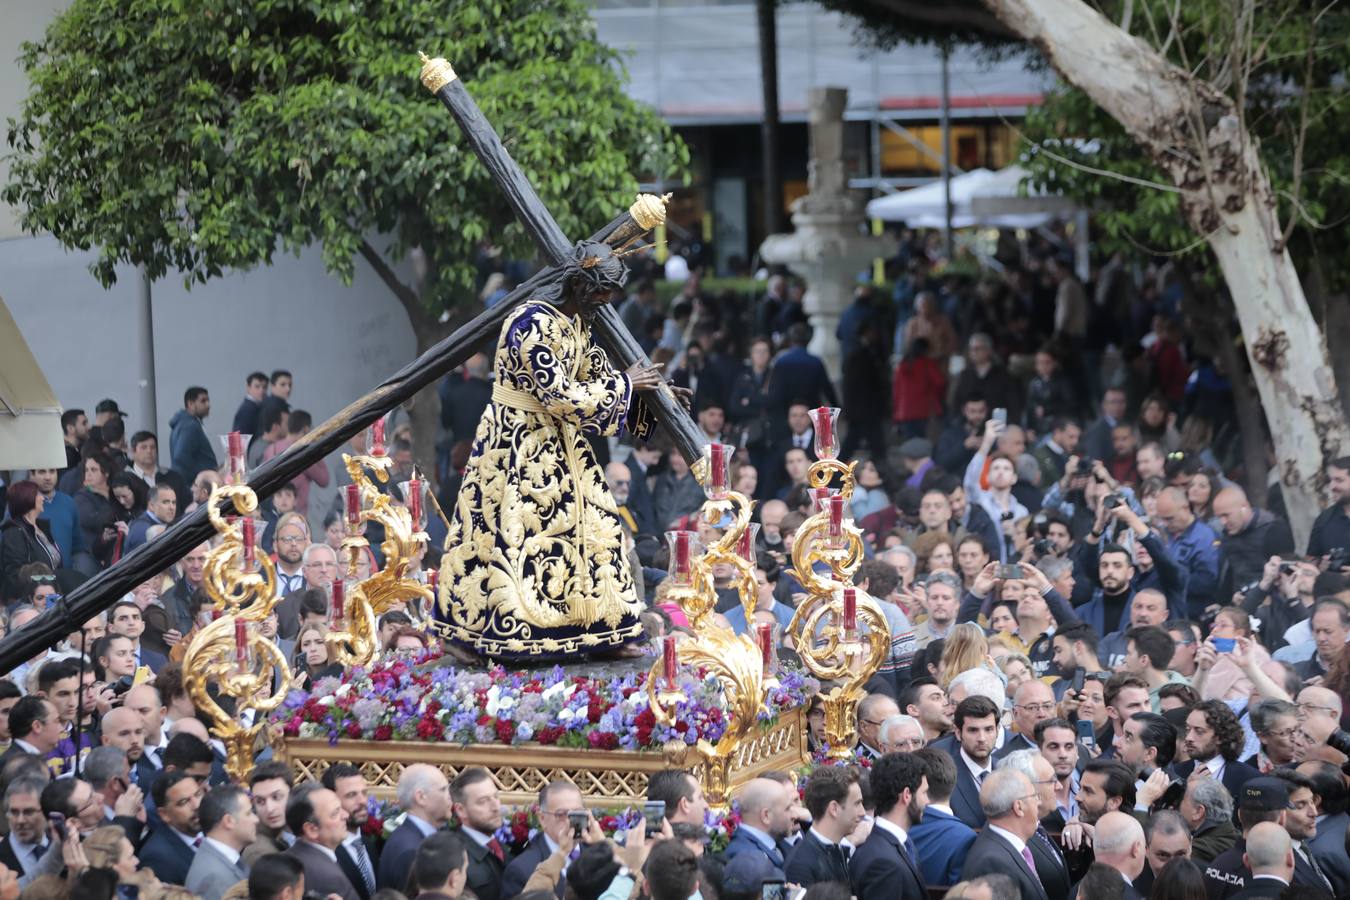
[0,233,419,524]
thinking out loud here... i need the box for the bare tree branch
[359,239,428,331]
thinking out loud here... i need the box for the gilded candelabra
[784,409,890,760]
[330,437,434,669]
[646,445,778,807]
[181,484,294,782]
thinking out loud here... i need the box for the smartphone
[787,888,807,900]
[568,810,588,839]
[1212,637,1235,653]
[992,408,1007,426]
[116,886,140,900]
[643,800,666,836]
[1076,719,1096,748]
[1071,667,1085,695]
[761,881,787,900]
[46,811,65,842]
[997,563,1024,580]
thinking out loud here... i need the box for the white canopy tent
[865,163,1089,278]
[0,294,67,470]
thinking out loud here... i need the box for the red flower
[416,718,443,740]
[374,725,393,741]
[536,726,564,745]
[511,817,531,843]
[344,721,363,738]
[587,731,618,750]
[495,719,517,744]
[476,714,492,727]
[599,815,619,832]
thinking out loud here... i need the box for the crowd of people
[1,229,1350,900]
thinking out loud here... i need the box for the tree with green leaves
[4,0,687,469]
[826,0,1348,544]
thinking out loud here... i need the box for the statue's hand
[670,385,693,410]
[626,362,665,392]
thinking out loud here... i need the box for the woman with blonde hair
[939,623,998,690]
[84,825,140,880]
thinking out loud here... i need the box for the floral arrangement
[278,650,818,751]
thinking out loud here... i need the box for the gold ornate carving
[628,193,673,231]
[182,486,293,782]
[786,456,889,760]
[644,487,799,808]
[330,451,433,669]
[417,52,457,93]
[279,706,806,808]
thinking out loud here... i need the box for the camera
[1000,511,1015,521]
[997,564,1025,580]
[109,675,136,697]
[1329,547,1350,570]
[1102,492,1124,510]
[1032,538,1055,558]
[643,800,666,837]
[568,810,588,839]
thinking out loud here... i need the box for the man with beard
[439,242,673,660]
[909,748,977,887]
[1099,674,1151,762]
[1051,623,1106,699]
[448,766,507,900]
[1079,545,1137,668]
[140,769,204,885]
[1173,701,1260,806]
[1034,718,1081,830]
[936,696,1001,828]
[902,678,953,743]
[98,707,146,785]
[850,752,928,900]
[322,764,380,900]
[1297,760,1350,894]
[1270,771,1334,892]
[727,778,795,877]
[271,514,310,600]
[1120,713,1182,814]
[787,765,866,887]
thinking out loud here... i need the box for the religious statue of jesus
[436,241,671,659]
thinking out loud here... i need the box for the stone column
[760,88,894,381]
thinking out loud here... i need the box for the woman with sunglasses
[17,563,59,611]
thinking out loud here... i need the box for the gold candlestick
[785,458,889,761]
[181,485,293,782]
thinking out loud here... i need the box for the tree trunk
[978,0,1350,549]
[758,0,784,237]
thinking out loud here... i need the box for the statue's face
[579,286,614,317]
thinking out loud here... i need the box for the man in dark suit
[785,766,864,888]
[935,695,1001,828]
[502,781,584,899]
[450,766,510,900]
[323,764,381,900]
[0,776,48,878]
[1299,760,1350,894]
[232,372,269,435]
[998,749,1074,900]
[909,748,977,887]
[766,324,837,428]
[1135,811,1191,898]
[286,783,360,900]
[411,831,472,900]
[958,768,1049,900]
[849,752,927,900]
[1229,823,1296,900]
[1172,701,1260,820]
[1084,812,1148,900]
[138,770,203,886]
[725,778,793,876]
[379,763,453,890]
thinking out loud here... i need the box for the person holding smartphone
[501,781,586,900]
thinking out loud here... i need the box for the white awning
[0,294,66,469]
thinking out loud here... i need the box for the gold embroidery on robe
[437,301,653,657]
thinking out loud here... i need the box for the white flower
[558,708,575,721]
[336,684,353,698]
[543,682,567,702]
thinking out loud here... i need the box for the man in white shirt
[186,785,257,900]
[3,697,61,761]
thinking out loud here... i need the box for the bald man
[857,694,901,761]
[1213,486,1294,600]
[604,461,653,536]
[1091,812,1148,900]
[1231,822,1294,900]
[100,707,148,782]
[1154,487,1219,618]
[997,681,1056,759]
[726,778,794,875]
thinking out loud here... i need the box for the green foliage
[1016,0,1350,292]
[3,0,689,317]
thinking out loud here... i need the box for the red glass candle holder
[344,484,365,536]
[401,478,427,531]
[736,522,761,563]
[809,407,841,460]
[701,443,734,501]
[665,530,700,586]
[219,433,250,485]
[366,418,388,458]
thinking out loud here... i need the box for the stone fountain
[760,87,895,380]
